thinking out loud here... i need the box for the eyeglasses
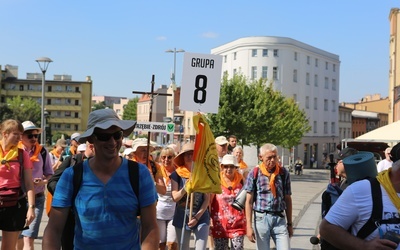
[27,134,39,139]
[161,155,173,160]
[94,131,123,141]
[223,165,236,169]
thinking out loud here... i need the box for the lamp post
[165,48,184,143]
[36,57,52,146]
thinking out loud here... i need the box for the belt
[35,192,44,198]
[255,210,284,217]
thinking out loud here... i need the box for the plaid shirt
[244,167,291,212]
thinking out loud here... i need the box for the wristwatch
[28,204,35,209]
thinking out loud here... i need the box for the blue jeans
[21,194,45,238]
[175,222,209,250]
[253,211,290,250]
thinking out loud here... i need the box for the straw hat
[22,121,42,133]
[174,143,194,166]
[220,154,239,167]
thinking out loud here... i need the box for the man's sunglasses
[94,131,123,141]
[27,134,39,139]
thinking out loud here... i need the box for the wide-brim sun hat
[22,121,42,133]
[77,143,87,152]
[174,142,195,166]
[123,147,135,156]
[78,109,136,143]
[131,138,157,152]
[215,136,228,145]
[220,154,239,167]
[71,132,81,141]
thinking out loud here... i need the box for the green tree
[92,101,108,111]
[122,97,139,121]
[0,104,13,121]
[7,96,41,125]
[208,75,310,149]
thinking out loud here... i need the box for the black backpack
[72,159,140,216]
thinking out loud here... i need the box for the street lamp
[36,57,52,146]
[166,48,184,143]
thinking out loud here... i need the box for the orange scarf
[175,165,191,179]
[160,164,175,185]
[50,148,61,159]
[220,171,242,192]
[18,141,42,162]
[239,160,248,169]
[259,162,282,198]
[132,156,155,174]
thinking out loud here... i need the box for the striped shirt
[52,158,156,250]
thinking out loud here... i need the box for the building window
[224,55,227,63]
[333,64,336,72]
[331,122,336,134]
[332,79,336,90]
[314,121,317,133]
[306,72,310,85]
[262,49,268,57]
[233,68,237,75]
[252,49,257,57]
[294,52,298,61]
[75,100,79,105]
[314,97,318,110]
[234,52,237,60]
[273,67,278,80]
[324,77,329,89]
[273,49,279,57]
[306,96,309,109]
[325,62,328,70]
[315,58,318,67]
[324,99,328,111]
[324,122,328,134]
[75,112,79,118]
[293,69,298,82]
[19,85,24,91]
[65,111,71,117]
[262,66,268,79]
[307,56,310,65]
[251,66,257,80]
[332,100,336,111]
[55,85,62,92]
[314,74,318,87]
[65,99,72,104]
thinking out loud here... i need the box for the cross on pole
[132,74,172,167]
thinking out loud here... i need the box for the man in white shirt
[377,147,393,173]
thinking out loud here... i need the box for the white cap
[77,144,87,152]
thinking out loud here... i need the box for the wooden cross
[132,75,172,166]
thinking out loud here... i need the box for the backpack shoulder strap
[149,160,157,178]
[18,148,26,193]
[128,160,140,216]
[356,178,382,239]
[40,146,47,171]
[72,161,84,207]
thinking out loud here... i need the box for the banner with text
[134,122,175,133]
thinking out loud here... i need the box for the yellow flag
[186,113,221,194]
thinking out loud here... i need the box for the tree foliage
[122,97,139,121]
[207,75,310,149]
[5,96,41,125]
[92,101,109,111]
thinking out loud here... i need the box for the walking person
[43,109,159,249]
[244,143,293,250]
[157,147,178,250]
[171,143,210,250]
[377,147,393,173]
[210,154,246,250]
[17,121,53,250]
[233,146,249,178]
[0,119,35,250]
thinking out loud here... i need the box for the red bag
[0,188,20,208]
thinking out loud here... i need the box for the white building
[211,36,340,167]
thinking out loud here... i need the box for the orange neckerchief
[175,165,191,179]
[259,162,282,198]
[220,171,243,191]
[50,148,61,159]
[69,145,77,155]
[160,164,175,185]
[132,156,154,174]
[239,160,248,169]
[0,143,19,169]
[18,141,42,162]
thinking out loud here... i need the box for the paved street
[1,168,328,249]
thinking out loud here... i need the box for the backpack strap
[40,146,47,171]
[149,160,157,179]
[356,178,382,239]
[72,161,84,207]
[18,148,26,194]
[127,160,140,216]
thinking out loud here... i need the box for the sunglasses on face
[161,155,173,160]
[94,131,123,141]
[223,165,236,169]
[27,134,39,139]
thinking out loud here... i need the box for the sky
[1,0,398,103]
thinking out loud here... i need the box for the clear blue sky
[1,0,398,103]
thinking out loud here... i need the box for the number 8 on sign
[194,75,207,104]
[180,52,222,114]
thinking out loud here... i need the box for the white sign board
[134,122,175,133]
[180,52,222,113]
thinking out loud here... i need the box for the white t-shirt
[377,159,393,173]
[156,177,176,220]
[325,179,400,248]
